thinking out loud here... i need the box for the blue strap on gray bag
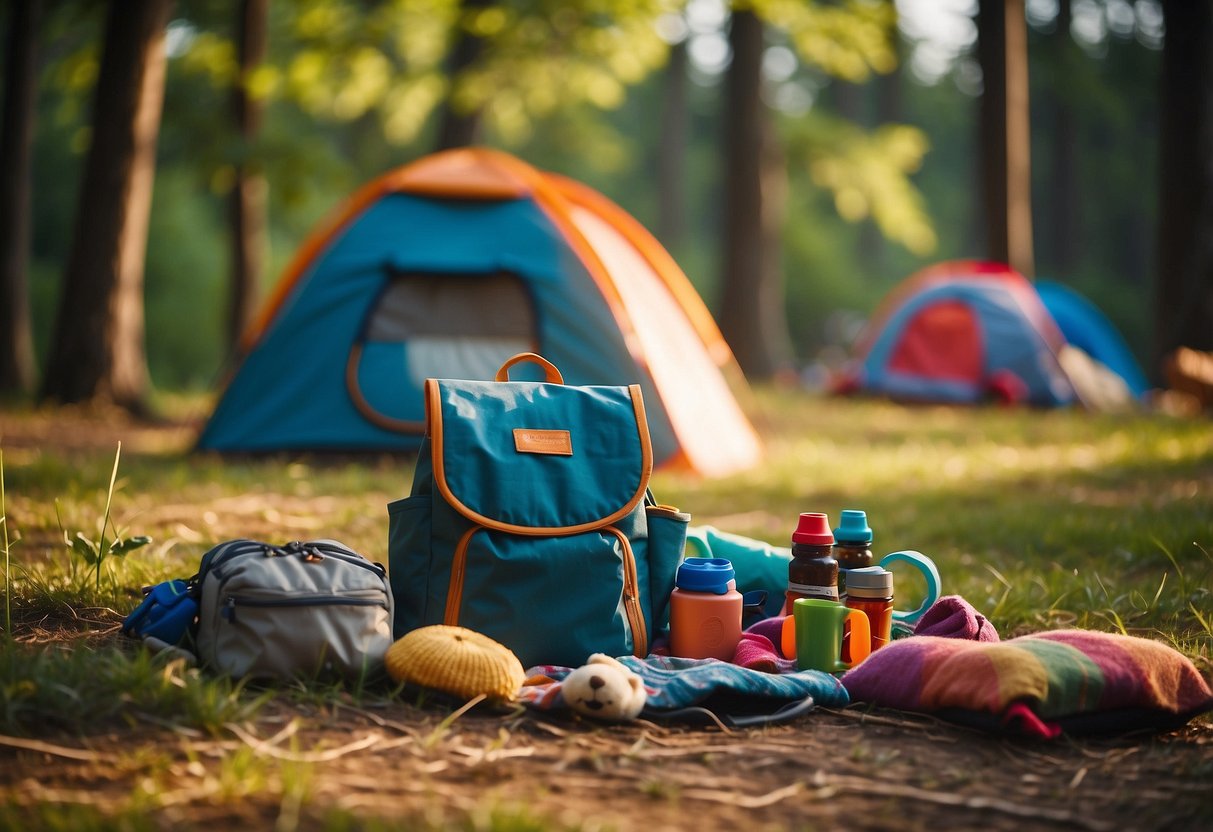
[122,579,198,645]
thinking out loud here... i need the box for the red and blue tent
[838,261,1089,406]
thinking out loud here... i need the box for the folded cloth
[913,595,1000,642]
[745,615,791,654]
[733,631,796,673]
[520,654,848,714]
[841,629,1213,737]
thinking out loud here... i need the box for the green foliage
[0,643,266,736]
[784,115,936,256]
[19,0,1168,394]
[170,0,679,147]
[751,0,898,81]
[448,0,677,143]
[271,0,456,142]
[0,803,158,832]
[53,444,151,593]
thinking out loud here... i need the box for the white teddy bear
[561,653,647,721]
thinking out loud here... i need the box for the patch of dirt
[1,630,1211,831]
[3,410,1211,830]
[0,404,198,457]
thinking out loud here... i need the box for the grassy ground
[1,390,1211,830]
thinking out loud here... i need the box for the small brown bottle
[832,509,874,598]
[784,512,838,613]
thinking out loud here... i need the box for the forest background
[0,0,1200,406]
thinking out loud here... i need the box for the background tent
[837,261,1080,406]
[1035,280,1150,399]
[199,147,762,477]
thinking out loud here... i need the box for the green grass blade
[1,448,9,635]
[96,441,122,591]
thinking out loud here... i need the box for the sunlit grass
[0,644,269,737]
[1,389,1210,672]
[0,390,1210,829]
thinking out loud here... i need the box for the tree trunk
[717,10,792,379]
[40,0,171,411]
[434,0,491,150]
[228,0,268,351]
[876,0,902,126]
[977,0,1034,277]
[1046,0,1080,275]
[1154,0,1213,368]
[0,0,41,396]
[656,39,688,249]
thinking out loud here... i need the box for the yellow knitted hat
[384,625,525,702]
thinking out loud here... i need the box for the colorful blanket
[521,654,849,725]
[841,629,1213,737]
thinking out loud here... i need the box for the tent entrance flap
[889,299,983,383]
[347,270,539,432]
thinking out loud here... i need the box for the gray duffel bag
[194,539,394,681]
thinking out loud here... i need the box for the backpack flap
[424,376,653,531]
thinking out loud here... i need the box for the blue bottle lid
[675,557,735,595]
[833,509,873,544]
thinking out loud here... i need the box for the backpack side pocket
[388,494,432,638]
[644,504,690,634]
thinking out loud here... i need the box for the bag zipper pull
[222,597,237,621]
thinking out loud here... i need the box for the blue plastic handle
[879,550,941,625]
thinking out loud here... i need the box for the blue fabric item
[122,579,197,645]
[618,655,848,709]
[434,380,645,528]
[1035,280,1149,398]
[523,655,849,711]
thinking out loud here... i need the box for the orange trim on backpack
[605,526,649,658]
[443,525,481,626]
[424,378,653,536]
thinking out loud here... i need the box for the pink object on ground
[913,595,1001,642]
[732,631,796,674]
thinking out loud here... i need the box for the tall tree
[227,0,269,351]
[40,0,171,411]
[977,0,1034,277]
[716,1,904,377]
[435,0,491,149]
[718,10,793,378]
[656,37,689,249]
[1044,0,1079,275]
[1154,0,1213,365]
[0,0,42,396]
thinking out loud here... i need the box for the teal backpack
[388,354,691,668]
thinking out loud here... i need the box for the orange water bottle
[669,557,743,661]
